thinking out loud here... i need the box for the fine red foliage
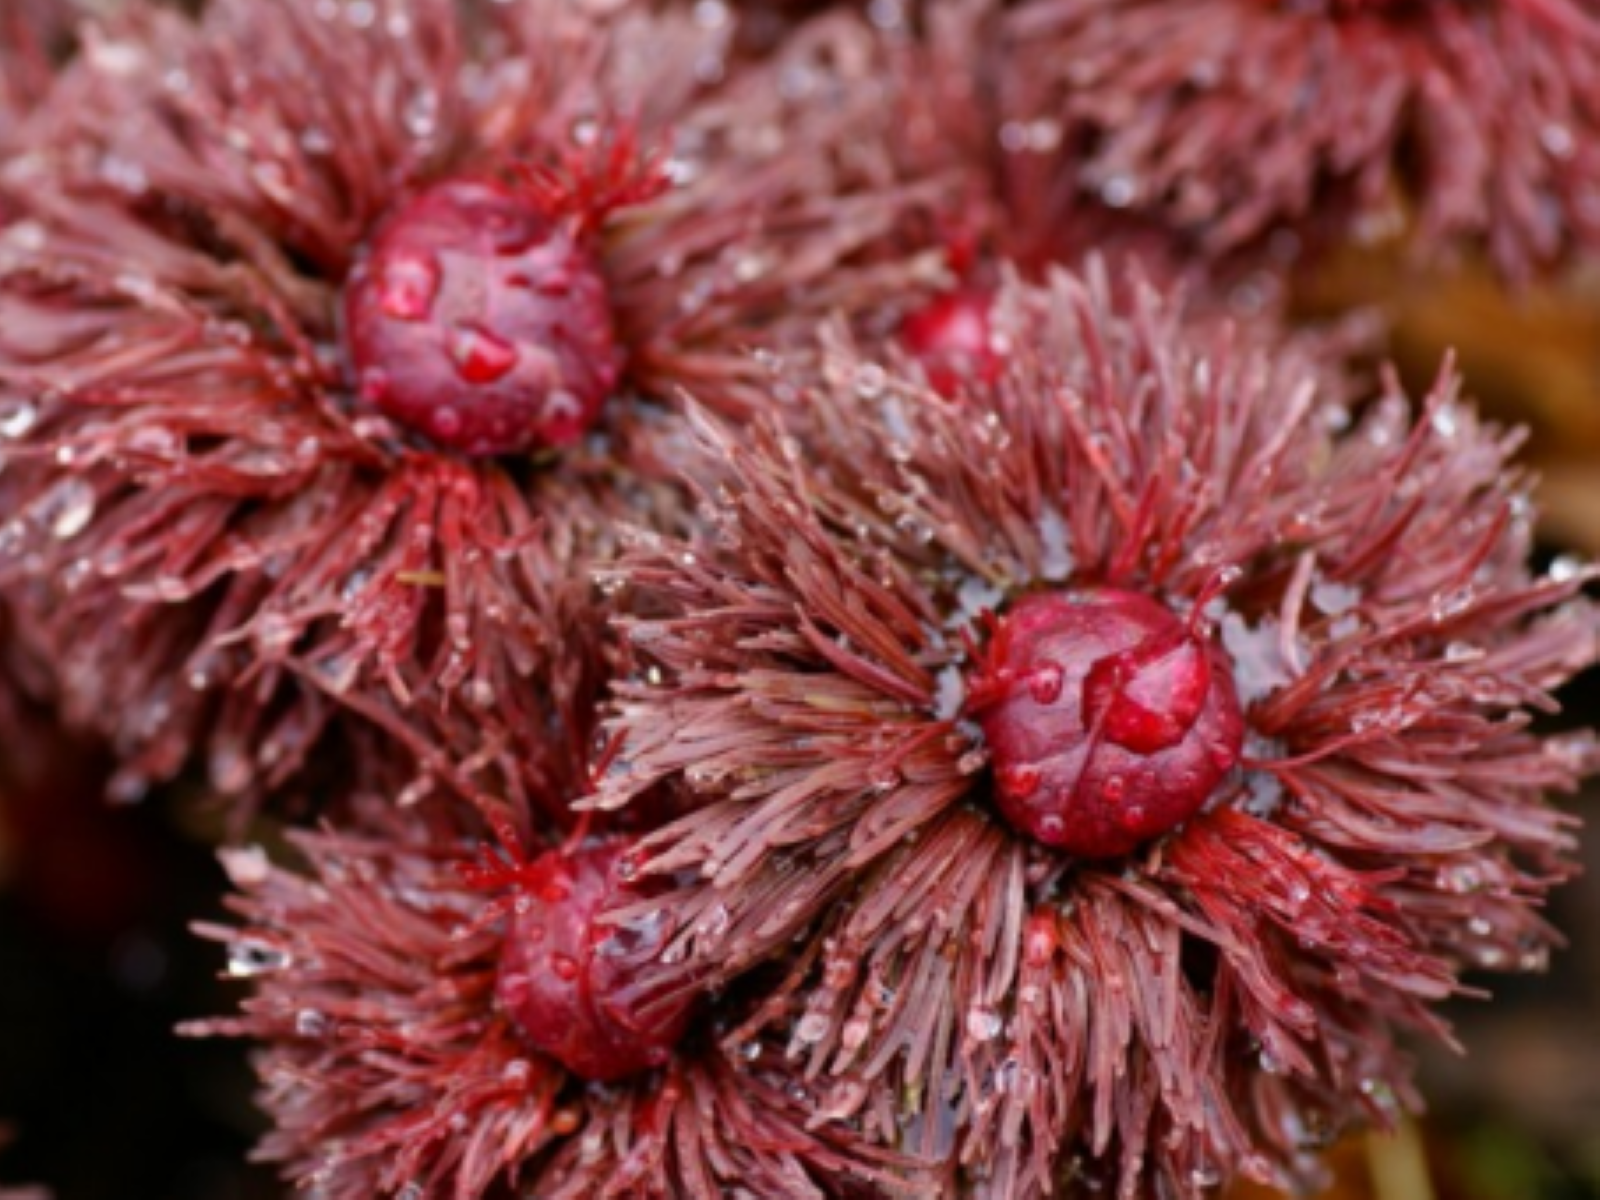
[998,0,1600,281]
[6,4,1596,1198]
[0,0,964,816]
[186,791,934,1199]
[586,269,1599,1194]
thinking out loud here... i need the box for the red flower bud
[899,288,1003,397]
[496,840,693,1081]
[968,588,1244,857]
[344,179,620,457]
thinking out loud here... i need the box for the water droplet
[228,939,292,977]
[730,251,769,283]
[449,324,518,384]
[218,845,270,886]
[1309,578,1360,616]
[1540,123,1575,159]
[965,1007,1003,1042]
[893,512,934,544]
[1100,175,1136,208]
[461,679,496,709]
[867,761,901,791]
[252,611,298,655]
[1549,555,1585,583]
[1429,586,1474,624]
[430,406,463,441]
[1028,664,1063,704]
[1026,118,1062,151]
[1189,1164,1221,1188]
[502,1058,531,1083]
[698,904,730,940]
[796,1013,831,1043]
[997,763,1041,800]
[692,0,730,27]
[1037,506,1075,581]
[550,954,579,982]
[100,153,148,194]
[840,1016,871,1053]
[0,402,38,439]
[296,1009,330,1037]
[402,89,439,140]
[40,479,95,539]
[1359,1077,1399,1115]
[1430,404,1461,439]
[299,126,333,155]
[853,363,888,399]
[378,251,439,321]
[359,366,390,405]
[821,1080,870,1121]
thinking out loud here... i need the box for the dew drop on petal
[402,89,439,140]
[430,406,463,442]
[1027,664,1064,704]
[0,401,39,439]
[378,252,440,322]
[1550,554,1585,583]
[449,324,519,384]
[42,479,96,540]
[965,1007,1003,1042]
[796,1012,831,1043]
[997,763,1041,800]
[228,939,292,977]
[1189,1164,1221,1188]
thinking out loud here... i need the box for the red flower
[996,0,1600,281]
[587,269,1599,1194]
[0,0,960,815]
[185,789,932,1198]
